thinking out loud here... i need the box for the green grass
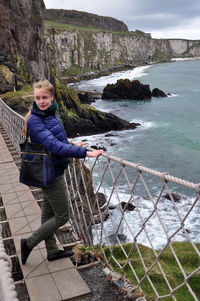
[67,109,78,119]
[0,84,33,104]
[44,20,142,36]
[63,65,93,77]
[44,20,102,33]
[152,49,169,61]
[101,242,200,301]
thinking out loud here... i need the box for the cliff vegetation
[45,9,128,32]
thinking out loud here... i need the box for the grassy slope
[102,242,200,300]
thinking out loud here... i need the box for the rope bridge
[0,98,199,301]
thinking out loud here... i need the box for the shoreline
[64,64,136,86]
[65,62,157,92]
[67,57,200,96]
[67,64,152,97]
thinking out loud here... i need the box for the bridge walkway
[0,129,91,301]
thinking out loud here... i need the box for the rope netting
[0,98,199,301]
[0,224,19,301]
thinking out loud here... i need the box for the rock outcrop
[0,0,49,93]
[102,79,167,100]
[45,9,128,32]
[164,192,181,202]
[56,81,140,137]
[151,88,167,97]
[77,92,95,104]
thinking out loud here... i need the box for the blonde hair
[33,79,55,96]
[22,79,55,136]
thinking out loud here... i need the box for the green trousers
[26,175,69,255]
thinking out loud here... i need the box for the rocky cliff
[0,0,50,93]
[45,9,128,32]
[45,23,200,79]
[0,0,140,137]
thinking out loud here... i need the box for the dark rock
[0,0,49,93]
[91,145,107,151]
[108,205,116,210]
[0,65,15,93]
[105,133,120,137]
[108,233,127,244]
[0,0,49,78]
[164,192,181,202]
[102,79,152,100]
[61,107,140,138]
[93,212,110,224]
[121,201,135,211]
[129,122,141,128]
[96,192,107,207]
[78,92,95,104]
[152,88,167,97]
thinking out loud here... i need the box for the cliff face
[168,39,200,57]
[46,27,200,77]
[1,2,200,138]
[0,1,139,138]
[45,9,128,32]
[0,0,49,92]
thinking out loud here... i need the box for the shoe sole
[47,251,74,261]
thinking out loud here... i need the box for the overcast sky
[44,0,200,40]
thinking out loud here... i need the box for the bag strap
[25,130,29,142]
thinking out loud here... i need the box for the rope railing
[0,224,19,301]
[0,97,199,301]
[0,99,25,153]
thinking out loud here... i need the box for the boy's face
[34,88,53,111]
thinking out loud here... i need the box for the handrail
[0,225,19,301]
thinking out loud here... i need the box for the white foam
[131,120,156,130]
[77,65,152,92]
[91,180,200,248]
[167,93,178,97]
[141,121,156,129]
[171,57,200,62]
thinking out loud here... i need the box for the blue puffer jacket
[27,102,87,177]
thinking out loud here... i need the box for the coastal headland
[0,1,200,137]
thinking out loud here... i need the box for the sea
[71,59,200,248]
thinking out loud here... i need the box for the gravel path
[78,265,124,301]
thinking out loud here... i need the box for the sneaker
[47,250,74,261]
[21,238,32,265]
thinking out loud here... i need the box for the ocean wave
[131,120,156,130]
[171,57,200,62]
[167,93,178,97]
[92,188,199,249]
[76,65,152,92]
[141,121,156,129]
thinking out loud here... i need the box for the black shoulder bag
[19,134,55,187]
